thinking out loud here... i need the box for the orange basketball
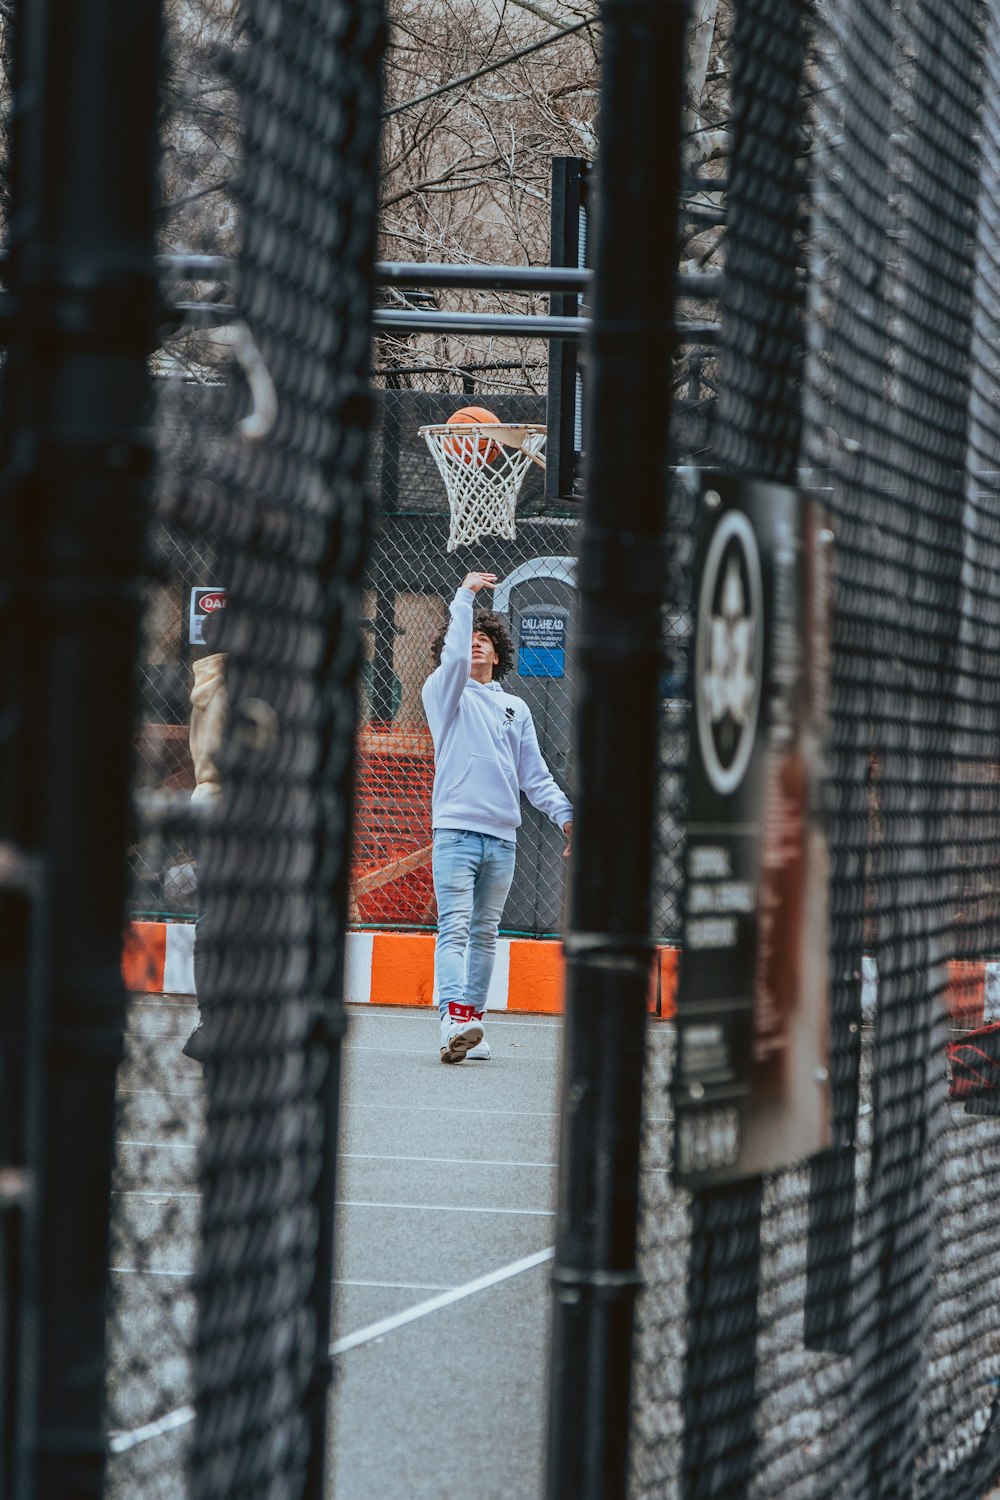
[444,405,501,464]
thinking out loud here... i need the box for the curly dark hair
[430,606,515,680]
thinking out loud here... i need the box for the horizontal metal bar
[153,256,587,292]
[375,308,720,341]
[374,360,546,376]
[677,270,723,297]
[378,262,591,293]
[166,303,720,342]
[379,262,722,298]
[156,254,233,279]
[152,256,724,302]
[166,301,592,338]
[376,308,589,338]
[681,202,725,227]
[0,251,235,282]
[685,174,728,194]
[169,301,237,325]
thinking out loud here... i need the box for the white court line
[118,1092,558,1114]
[117,1139,197,1149]
[331,1245,555,1355]
[338,1199,554,1216]
[112,1266,193,1276]
[343,1103,559,1118]
[340,1152,556,1168]
[112,1146,557,1168]
[338,1277,453,1291]
[111,1267,452,1291]
[109,1403,195,1453]
[108,1246,555,1454]
[343,1105,673,1122]
[111,1190,200,1199]
[128,998,197,1009]
[117,1087,201,1099]
[113,1180,561,1209]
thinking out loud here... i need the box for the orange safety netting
[351,724,436,925]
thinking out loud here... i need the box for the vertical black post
[545,4,689,1499]
[0,1,162,1496]
[545,156,588,505]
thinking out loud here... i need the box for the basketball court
[107,995,571,1499]
[328,1006,561,1499]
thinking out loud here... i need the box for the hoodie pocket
[445,753,518,817]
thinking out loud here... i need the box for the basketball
[444,404,502,464]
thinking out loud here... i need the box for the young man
[422,570,573,1063]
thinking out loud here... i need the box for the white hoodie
[421,588,573,842]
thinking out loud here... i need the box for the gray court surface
[106,997,563,1500]
[329,1008,560,1500]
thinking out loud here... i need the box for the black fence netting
[631,0,1000,1497]
[106,0,382,1495]
[75,0,1000,1491]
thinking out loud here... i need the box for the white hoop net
[419,422,547,552]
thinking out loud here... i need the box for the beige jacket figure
[189,652,227,803]
[182,649,227,1063]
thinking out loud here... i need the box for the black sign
[672,475,832,1185]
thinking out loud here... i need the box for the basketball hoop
[420,421,546,553]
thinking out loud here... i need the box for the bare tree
[376,0,599,392]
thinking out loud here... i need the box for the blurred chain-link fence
[106,0,383,1492]
[24,0,1000,1490]
[630,1,1000,1497]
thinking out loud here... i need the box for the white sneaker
[466,1032,491,1060]
[440,1016,484,1064]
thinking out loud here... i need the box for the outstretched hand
[462,571,497,594]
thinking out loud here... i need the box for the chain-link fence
[357,388,578,934]
[130,385,589,941]
[11,0,1000,1490]
[630,0,1000,1497]
[106,0,383,1491]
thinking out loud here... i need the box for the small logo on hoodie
[502,705,516,730]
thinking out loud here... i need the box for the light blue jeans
[432,829,517,1020]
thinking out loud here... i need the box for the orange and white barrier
[123,920,680,1017]
[123,920,997,1027]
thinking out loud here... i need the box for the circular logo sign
[694,509,763,796]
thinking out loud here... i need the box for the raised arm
[421,572,496,735]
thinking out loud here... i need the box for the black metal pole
[381,261,593,293]
[374,308,719,340]
[545,3,690,1498]
[376,258,722,297]
[0,0,163,1496]
[546,157,589,506]
[174,302,719,342]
